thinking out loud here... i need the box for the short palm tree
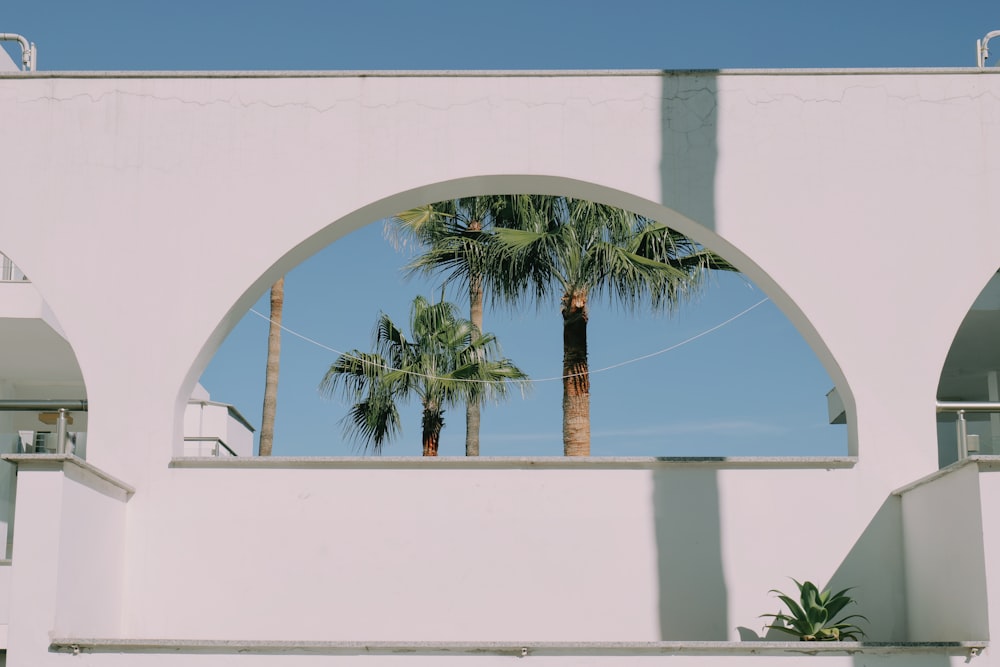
[319,295,529,456]
[388,197,508,456]
[486,196,736,456]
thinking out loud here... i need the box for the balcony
[0,253,26,283]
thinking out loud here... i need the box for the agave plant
[761,579,867,641]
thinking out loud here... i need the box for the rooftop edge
[0,67,998,80]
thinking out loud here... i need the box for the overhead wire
[249,296,770,385]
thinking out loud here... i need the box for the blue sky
[3,1,996,456]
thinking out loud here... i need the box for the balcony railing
[0,253,28,282]
[0,401,87,559]
[183,436,237,457]
[937,401,1000,460]
[0,401,88,457]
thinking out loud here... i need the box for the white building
[1,42,1000,665]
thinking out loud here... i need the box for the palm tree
[319,295,529,456]
[259,276,284,456]
[388,197,507,456]
[486,196,736,456]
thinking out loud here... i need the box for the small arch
[182,176,855,457]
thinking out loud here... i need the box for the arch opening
[0,248,89,555]
[187,177,853,459]
[937,268,1000,467]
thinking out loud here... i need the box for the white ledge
[892,455,1000,496]
[48,639,988,657]
[2,454,134,500]
[170,456,856,471]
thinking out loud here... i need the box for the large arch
[182,175,856,457]
[2,70,993,480]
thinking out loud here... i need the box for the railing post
[956,410,969,460]
[55,409,68,455]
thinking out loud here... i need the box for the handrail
[978,29,1000,68]
[183,436,237,457]
[937,401,1000,460]
[937,401,1000,413]
[0,402,87,456]
[0,400,87,411]
[0,33,35,71]
[187,399,255,433]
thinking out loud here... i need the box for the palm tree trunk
[259,276,284,457]
[466,275,484,457]
[562,290,590,456]
[422,402,444,456]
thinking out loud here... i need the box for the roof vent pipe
[977,30,1000,68]
[0,33,35,71]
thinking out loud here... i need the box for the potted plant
[761,579,867,641]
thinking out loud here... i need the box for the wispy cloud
[484,420,788,443]
[482,432,562,444]
[594,421,789,438]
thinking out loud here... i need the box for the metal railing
[0,401,87,456]
[0,253,28,282]
[183,436,237,457]
[936,401,1000,460]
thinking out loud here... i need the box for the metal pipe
[0,400,87,412]
[0,33,34,71]
[55,408,67,454]
[956,410,969,460]
[978,30,1000,68]
[936,401,1000,413]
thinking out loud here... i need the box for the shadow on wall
[653,468,727,639]
[829,497,909,642]
[654,74,726,640]
[660,72,719,232]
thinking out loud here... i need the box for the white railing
[183,436,237,457]
[0,253,28,282]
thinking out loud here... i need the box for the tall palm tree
[259,276,284,456]
[486,196,736,456]
[388,197,507,456]
[319,295,529,456]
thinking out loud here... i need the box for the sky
[2,1,996,457]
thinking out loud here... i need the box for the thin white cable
[588,296,770,374]
[249,296,770,384]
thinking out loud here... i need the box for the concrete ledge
[971,455,1000,471]
[170,456,857,471]
[49,639,988,657]
[891,455,1000,496]
[2,454,134,501]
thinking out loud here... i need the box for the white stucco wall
[52,466,128,637]
[113,462,906,645]
[4,459,129,665]
[900,462,990,641]
[1,70,998,485]
[976,464,1000,647]
[0,69,998,665]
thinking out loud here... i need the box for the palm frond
[319,294,530,454]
